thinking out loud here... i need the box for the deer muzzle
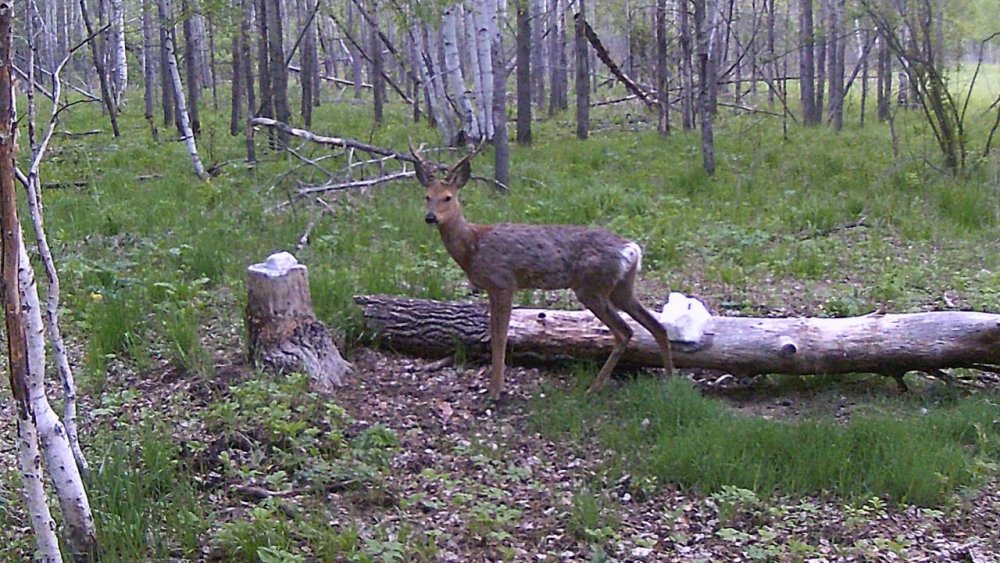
[425,212,438,224]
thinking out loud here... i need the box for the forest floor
[315,349,1000,562]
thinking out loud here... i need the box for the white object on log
[659,292,712,343]
[247,252,352,392]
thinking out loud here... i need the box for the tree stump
[246,252,352,392]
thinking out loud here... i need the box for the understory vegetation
[1,70,999,559]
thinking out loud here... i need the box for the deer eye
[444,196,452,202]
[425,196,430,201]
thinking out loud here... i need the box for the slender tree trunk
[491,6,509,185]
[182,0,201,136]
[370,1,384,123]
[208,17,218,110]
[109,0,126,106]
[815,0,827,124]
[515,0,531,144]
[574,4,589,140]
[159,0,176,126]
[0,9,62,558]
[347,2,363,99]
[266,0,290,142]
[859,23,869,126]
[531,0,545,108]
[444,7,478,140]
[19,234,99,557]
[694,0,715,175]
[231,1,244,135]
[767,0,776,107]
[656,0,669,136]
[548,0,567,114]
[242,0,256,119]
[79,0,121,136]
[828,0,845,130]
[142,0,159,140]
[159,0,208,178]
[472,0,496,139]
[799,0,818,124]
[300,0,316,126]
[679,0,695,129]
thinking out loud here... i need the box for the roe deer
[411,143,675,400]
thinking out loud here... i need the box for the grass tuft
[534,377,1000,506]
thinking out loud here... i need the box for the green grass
[532,377,1000,506]
[86,427,207,560]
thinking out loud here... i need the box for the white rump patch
[619,242,643,277]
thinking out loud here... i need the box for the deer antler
[446,137,486,181]
[408,137,436,185]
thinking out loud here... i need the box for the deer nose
[425,212,438,224]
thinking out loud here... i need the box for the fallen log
[355,295,1000,382]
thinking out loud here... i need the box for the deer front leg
[487,289,513,400]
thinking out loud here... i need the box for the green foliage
[87,427,207,560]
[534,378,1000,506]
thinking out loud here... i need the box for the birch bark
[444,6,479,139]
[110,0,127,105]
[160,0,208,178]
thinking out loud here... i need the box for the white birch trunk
[412,25,448,143]
[472,0,495,139]
[19,236,97,555]
[462,3,489,137]
[161,2,208,180]
[110,0,127,105]
[24,164,89,475]
[17,412,62,562]
[425,26,457,143]
[443,7,479,139]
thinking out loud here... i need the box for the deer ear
[414,163,432,187]
[449,160,471,189]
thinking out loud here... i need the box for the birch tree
[444,6,479,141]
[0,7,61,559]
[515,0,531,144]
[110,0,127,106]
[143,0,160,139]
[694,0,716,175]
[2,7,97,556]
[800,0,819,124]
[574,3,589,140]
[159,0,208,178]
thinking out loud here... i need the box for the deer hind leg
[487,289,514,399]
[610,274,676,377]
[576,289,634,394]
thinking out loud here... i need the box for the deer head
[410,140,480,226]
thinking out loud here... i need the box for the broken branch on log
[355,295,1000,381]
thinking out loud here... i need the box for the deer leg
[487,289,513,399]
[577,291,633,394]
[612,291,676,377]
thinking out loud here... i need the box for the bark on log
[247,253,352,392]
[354,295,1000,378]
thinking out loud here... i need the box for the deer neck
[436,210,479,269]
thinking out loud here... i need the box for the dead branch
[288,65,372,89]
[576,15,656,108]
[249,117,418,163]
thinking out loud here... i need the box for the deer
[410,142,675,400]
